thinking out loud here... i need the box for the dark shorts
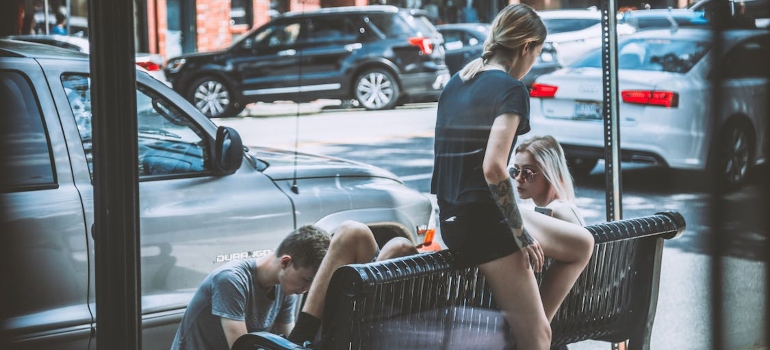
[438,200,520,266]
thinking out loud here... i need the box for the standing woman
[431,4,594,349]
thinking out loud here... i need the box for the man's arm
[221,317,248,349]
[272,322,295,338]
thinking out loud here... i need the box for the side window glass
[367,13,412,37]
[443,30,464,51]
[61,74,210,178]
[304,17,354,44]
[0,71,55,191]
[136,86,209,176]
[254,21,301,47]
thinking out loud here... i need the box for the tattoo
[488,178,532,248]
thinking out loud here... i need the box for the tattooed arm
[487,177,535,249]
[483,113,544,271]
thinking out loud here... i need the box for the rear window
[367,12,437,37]
[542,18,599,34]
[572,38,711,73]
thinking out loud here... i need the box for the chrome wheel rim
[723,127,750,186]
[193,80,230,117]
[356,72,394,110]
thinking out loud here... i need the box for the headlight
[165,58,186,73]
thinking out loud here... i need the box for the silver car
[0,39,433,349]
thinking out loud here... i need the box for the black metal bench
[235,211,685,350]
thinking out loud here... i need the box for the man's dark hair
[275,225,330,270]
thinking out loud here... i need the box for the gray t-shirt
[170,259,298,350]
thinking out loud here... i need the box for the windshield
[572,37,711,73]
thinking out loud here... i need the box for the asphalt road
[216,102,767,350]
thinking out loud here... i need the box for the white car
[4,34,169,85]
[528,28,767,188]
[538,9,636,66]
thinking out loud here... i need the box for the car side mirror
[215,126,243,174]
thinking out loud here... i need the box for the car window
[441,30,464,50]
[303,16,356,44]
[573,38,711,73]
[367,13,414,37]
[407,14,440,36]
[721,35,770,78]
[61,74,210,178]
[252,21,302,47]
[0,70,55,191]
[542,18,599,34]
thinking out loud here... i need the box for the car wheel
[354,69,400,110]
[187,77,243,118]
[710,122,754,189]
[567,157,598,178]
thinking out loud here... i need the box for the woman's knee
[576,228,595,264]
[378,237,417,260]
[330,221,377,258]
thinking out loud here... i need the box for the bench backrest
[321,211,685,350]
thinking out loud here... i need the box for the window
[542,19,599,34]
[61,74,210,178]
[574,38,711,73]
[0,71,55,191]
[303,17,357,44]
[251,21,302,47]
[367,13,413,37]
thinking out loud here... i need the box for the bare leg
[521,210,594,321]
[480,252,552,350]
[376,236,418,261]
[301,220,379,318]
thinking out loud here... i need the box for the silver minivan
[0,39,433,349]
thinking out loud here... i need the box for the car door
[50,70,297,350]
[233,18,304,99]
[293,14,361,98]
[0,60,93,349]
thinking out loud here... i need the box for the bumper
[400,69,451,101]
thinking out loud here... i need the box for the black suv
[164,5,450,118]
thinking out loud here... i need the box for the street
[217,101,767,350]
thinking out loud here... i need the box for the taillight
[136,61,162,71]
[408,37,433,55]
[621,90,679,108]
[529,83,558,98]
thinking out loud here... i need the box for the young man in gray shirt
[171,221,417,349]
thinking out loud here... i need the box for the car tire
[567,157,598,178]
[187,76,243,118]
[708,121,754,189]
[354,69,400,111]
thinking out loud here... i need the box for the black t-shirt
[431,70,531,205]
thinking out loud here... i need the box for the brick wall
[196,0,232,52]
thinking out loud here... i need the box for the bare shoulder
[545,200,584,226]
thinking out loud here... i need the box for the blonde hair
[459,3,547,81]
[515,135,577,204]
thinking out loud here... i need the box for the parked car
[435,23,560,86]
[165,5,450,118]
[537,9,636,66]
[527,28,768,188]
[619,9,710,31]
[0,38,434,349]
[3,34,168,84]
[688,0,770,28]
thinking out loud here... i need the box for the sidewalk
[241,99,349,118]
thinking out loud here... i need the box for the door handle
[278,49,296,56]
[345,43,363,52]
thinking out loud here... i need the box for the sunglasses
[510,167,539,182]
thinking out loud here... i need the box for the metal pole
[88,0,141,348]
[602,0,623,223]
[65,0,70,36]
[708,2,729,349]
[43,0,48,34]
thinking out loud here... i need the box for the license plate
[573,102,602,120]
